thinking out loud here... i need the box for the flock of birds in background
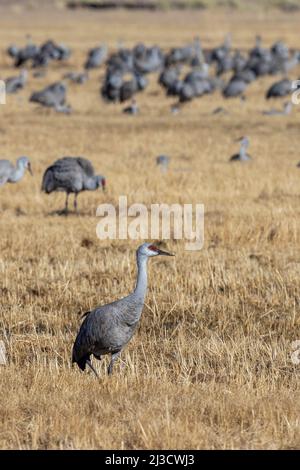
[3,33,300,109]
[1,33,300,376]
[1,33,300,207]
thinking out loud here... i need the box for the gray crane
[30,82,67,109]
[41,156,106,214]
[63,71,89,84]
[223,77,247,98]
[266,78,293,99]
[72,243,174,377]
[84,45,107,70]
[229,136,252,162]
[123,98,139,115]
[156,155,170,173]
[263,101,293,116]
[0,156,32,186]
[5,70,28,94]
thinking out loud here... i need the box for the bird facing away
[72,243,174,377]
[0,156,32,186]
[41,156,106,214]
[223,78,247,99]
[229,136,252,162]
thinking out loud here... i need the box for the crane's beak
[157,248,175,256]
[28,162,33,176]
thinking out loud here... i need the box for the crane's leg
[65,193,69,213]
[59,193,69,215]
[74,193,78,213]
[107,351,121,375]
[86,359,99,379]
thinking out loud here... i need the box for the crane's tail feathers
[41,168,55,193]
[80,310,91,319]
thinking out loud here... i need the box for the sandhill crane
[0,157,32,186]
[229,136,252,162]
[223,77,247,98]
[156,155,170,172]
[263,101,293,116]
[63,71,89,84]
[84,45,107,70]
[32,40,71,68]
[72,243,174,377]
[123,98,139,115]
[5,70,28,94]
[42,156,106,214]
[266,78,293,99]
[212,106,228,115]
[30,82,67,109]
[8,36,39,67]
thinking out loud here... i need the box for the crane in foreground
[41,156,106,214]
[0,156,32,186]
[72,243,174,377]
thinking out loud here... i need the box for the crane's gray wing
[72,298,137,365]
[52,156,94,176]
[75,157,95,177]
[72,307,108,364]
[42,160,84,193]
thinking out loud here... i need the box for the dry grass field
[0,4,300,450]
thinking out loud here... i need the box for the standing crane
[41,156,106,214]
[156,155,170,173]
[229,136,252,162]
[72,243,174,377]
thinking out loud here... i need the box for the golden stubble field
[0,5,300,449]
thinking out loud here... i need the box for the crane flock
[2,34,300,112]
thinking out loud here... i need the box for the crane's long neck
[84,176,99,190]
[120,253,148,326]
[10,161,26,183]
[239,141,248,158]
[134,253,148,303]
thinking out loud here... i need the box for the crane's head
[18,156,33,175]
[138,243,174,258]
[95,175,106,191]
[235,136,249,147]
